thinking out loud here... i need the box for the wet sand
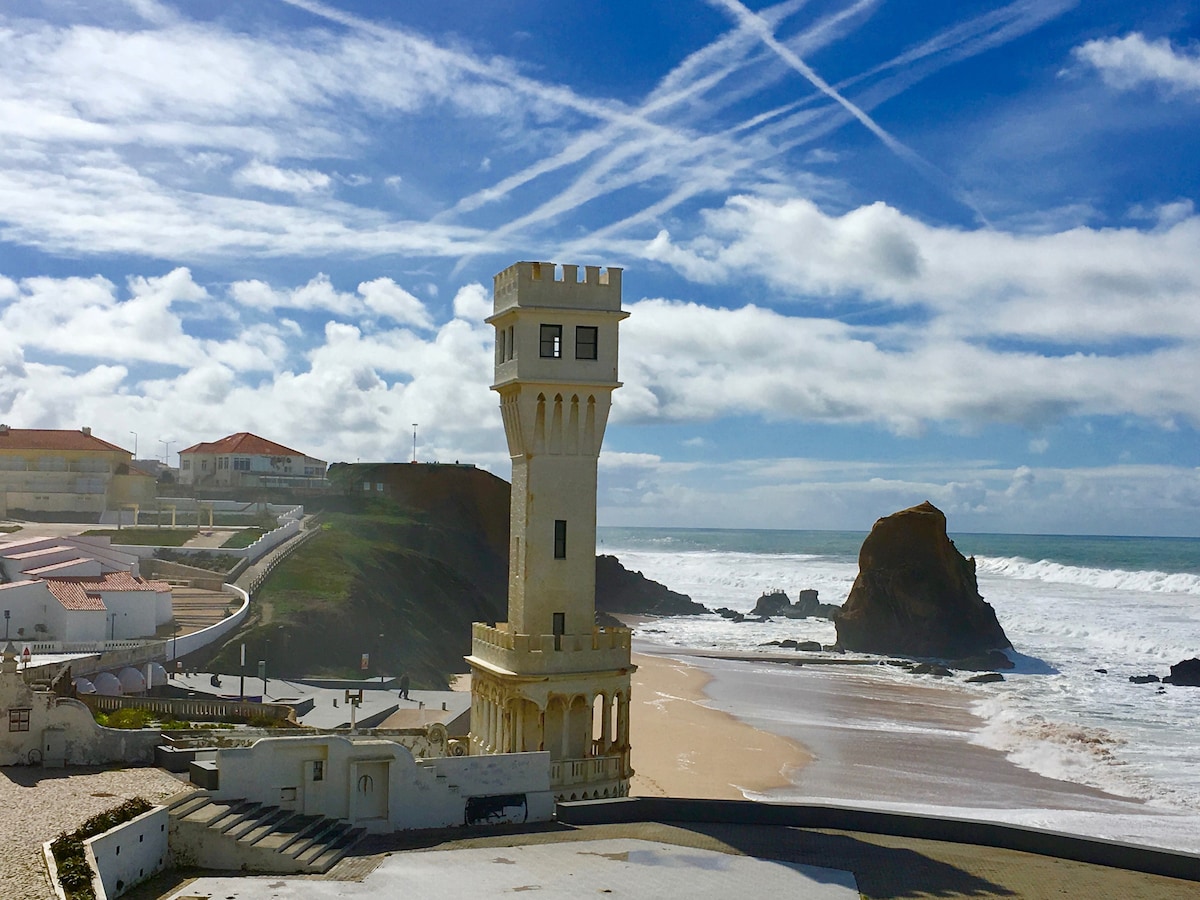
[632,643,1200,850]
[629,651,811,800]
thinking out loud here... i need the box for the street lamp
[378,633,385,685]
[172,620,180,661]
[3,610,9,642]
[160,438,174,466]
[412,424,418,463]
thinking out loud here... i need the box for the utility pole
[160,438,174,466]
[129,431,137,458]
[411,424,418,462]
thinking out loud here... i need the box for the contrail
[708,0,990,225]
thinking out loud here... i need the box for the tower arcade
[466,261,634,800]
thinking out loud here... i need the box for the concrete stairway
[166,789,365,874]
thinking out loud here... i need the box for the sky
[1,0,1199,536]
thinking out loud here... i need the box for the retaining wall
[84,806,169,900]
[555,797,1200,883]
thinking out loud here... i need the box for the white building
[466,261,635,801]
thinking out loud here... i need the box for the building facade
[178,432,327,489]
[466,261,635,801]
[0,426,154,517]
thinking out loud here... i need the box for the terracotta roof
[45,580,107,611]
[145,580,173,592]
[0,427,130,454]
[178,432,310,458]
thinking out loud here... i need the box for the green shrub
[51,798,153,900]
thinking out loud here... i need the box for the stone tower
[467,261,634,801]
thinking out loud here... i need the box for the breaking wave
[975,556,1200,595]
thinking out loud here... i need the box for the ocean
[598,526,1200,850]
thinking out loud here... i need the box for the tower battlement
[493,261,622,314]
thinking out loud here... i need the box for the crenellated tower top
[492,261,623,315]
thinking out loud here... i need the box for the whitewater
[598,526,1200,852]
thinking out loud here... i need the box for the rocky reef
[834,501,1011,658]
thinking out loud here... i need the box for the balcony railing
[469,622,632,675]
[549,754,622,788]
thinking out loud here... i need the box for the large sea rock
[834,501,1011,657]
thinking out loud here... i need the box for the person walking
[399,672,410,700]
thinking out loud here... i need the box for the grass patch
[94,708,155,729]
[220,527,265,549]
[81,528,195,547]
[51,797,153,900]
[255,503,417,615]
[0,524,21,533]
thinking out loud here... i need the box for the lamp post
[172,621,179,661]
[3,610,9,642]
[378,633,385,685]
[160,438,174,466]
[129,431,137,458]
[412,424,418,463]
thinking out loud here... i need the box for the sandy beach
[628,640,1200,852]
[628,650,811,800]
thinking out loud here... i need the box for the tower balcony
[469,622,632,676]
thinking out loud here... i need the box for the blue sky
[1,0,1199,535]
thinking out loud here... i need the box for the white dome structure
[73,677,96,695]
[93,671,121,696]
[117,667,146,694]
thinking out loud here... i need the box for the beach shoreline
[628,650,811,800]
[629,637,1200,852]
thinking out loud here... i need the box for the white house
[204,734,554,834]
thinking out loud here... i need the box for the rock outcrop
[1164,658,1200,686]
[595,555,708,617]
[834,501,1011,657]
[751,589,839,619]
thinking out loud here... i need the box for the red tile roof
[45,580,107,611]
[0,427,130,454]
[178,432,310,458]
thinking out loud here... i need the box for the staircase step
[163,788,207,812]
[304,826,366,872]
[236,807,297,844]
[226,805,287,840]
[180,797,241,826]
[255,815,323,853]
[288,819,349,860]
[213,801,264,834]
[167,792,213,818]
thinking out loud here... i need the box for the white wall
[84,806,168,900]
[97,591,157,639]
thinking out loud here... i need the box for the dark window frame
[553,519,567,558]
[540,324,563,358]
[575,326,598,360]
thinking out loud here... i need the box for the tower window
[540,324,563,358]
[554,519,567,558]
[575,326,598,360]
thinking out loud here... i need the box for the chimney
[81,426,92,436]
[0,424,9,436]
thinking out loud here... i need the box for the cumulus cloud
[1073,33,1200,95]
[229,273,433,327]
[641,195,1200,343]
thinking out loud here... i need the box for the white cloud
[1028,438,1049,454]
[358,278,434,329]
[451,283,492,322]
[641,195,1200,342]
[1074,33,1200,96]
[234,160,331,194]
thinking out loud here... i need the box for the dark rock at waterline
[833,501,1012,658]
[1095,668,1108,674]
[751,589,839,620]
[1129,674,1161,684]
[911,663,954,677]
[1163,657,1200,686]
[950,650,1015,671]
[595,554,708,617]
[966,672,1005,684]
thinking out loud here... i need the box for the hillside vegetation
[202,464,700,688]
